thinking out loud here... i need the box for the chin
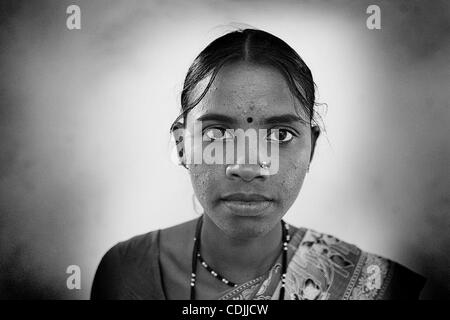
[217,212,277,239]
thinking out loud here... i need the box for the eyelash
[267,128,297,143]
[202,127,233,141]
[202,126,298,143]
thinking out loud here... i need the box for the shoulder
[110,217,198,259]
[287,227,426,300]
[91,230,163,300]
[91,219,199,300]
[114,230,161,261]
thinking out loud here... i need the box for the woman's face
[183,61,318,239]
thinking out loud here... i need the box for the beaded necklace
[190,216,289,300]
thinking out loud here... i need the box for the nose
[225,164,265,182]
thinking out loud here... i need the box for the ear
[309,125,320,162]
[171,122,186,166]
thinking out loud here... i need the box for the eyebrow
[196,113,237,124]
[196,112,307,125]
[262,114,307,125]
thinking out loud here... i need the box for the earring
[177,141,187,168]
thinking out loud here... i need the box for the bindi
[246,117,253,123]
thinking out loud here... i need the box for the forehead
[187,61,304,122]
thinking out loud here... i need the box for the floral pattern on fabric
[348,253,390,300]
[282,229,395,300]
[281,229,360,300]
[219,227,419,300]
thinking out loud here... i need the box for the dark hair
[170,28,318,132]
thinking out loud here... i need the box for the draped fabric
[91,224,426,300]
[218,226,426,300]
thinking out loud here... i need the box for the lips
[221,193,272,202]
[220,193,273,216]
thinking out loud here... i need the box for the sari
[217,226,426,300]
[91,223,425,300]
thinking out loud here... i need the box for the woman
[91,28,425,300]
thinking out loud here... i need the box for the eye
[266,129,294,143]
[203,127,233,141]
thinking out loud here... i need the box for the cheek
[189,165,221,205]
[276,148,310,204]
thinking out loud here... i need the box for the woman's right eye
[203,128,233,141]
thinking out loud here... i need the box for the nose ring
[259,161,271,169]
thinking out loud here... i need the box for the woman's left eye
[266,129,294,143]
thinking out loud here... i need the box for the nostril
[225,164,265,182]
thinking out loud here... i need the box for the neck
[199,215,282,283]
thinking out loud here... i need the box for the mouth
[220,193,273,216]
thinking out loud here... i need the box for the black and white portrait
[0,0,448,303]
